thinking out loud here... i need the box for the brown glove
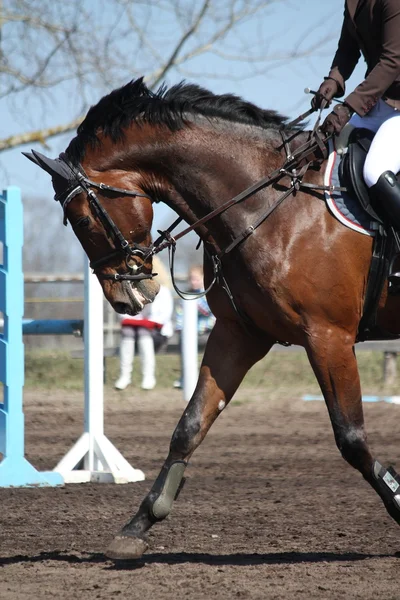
[321,104,353,136]
[311,77,339,110]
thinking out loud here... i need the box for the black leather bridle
[23,106,337,339]
[55,110,331,294]
[56,153,155,282]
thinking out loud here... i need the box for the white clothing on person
[115,285,174,391]
[349,99,400,188]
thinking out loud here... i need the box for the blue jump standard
[0,187,63,487]
[303,394,400,405]
[22,319,83,335]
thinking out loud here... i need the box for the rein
[152,109,331,259]
[56,109,345,314]
[152,110,345,301]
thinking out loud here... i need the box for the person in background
[173,264,215,389]
[115,257,174,391]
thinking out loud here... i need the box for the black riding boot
[370,171,400,287]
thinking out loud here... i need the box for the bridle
[54,109,337,309]
[55,152,155,282]
[25,102,346,339]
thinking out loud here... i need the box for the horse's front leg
[306,327,400,530]
[106,319,273,560]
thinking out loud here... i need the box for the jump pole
[0,187,63,486]
[53,257,145,484]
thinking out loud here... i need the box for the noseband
[55,153,155,282]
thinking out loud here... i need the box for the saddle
[335,126,398,341]
[339,127,383,224]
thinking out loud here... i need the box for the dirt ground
[1,386,400,599]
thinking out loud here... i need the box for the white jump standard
[54,259,145,483]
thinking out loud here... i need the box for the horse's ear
[22,151,41,166]
[30,150,61,177]
[29,149,72,181]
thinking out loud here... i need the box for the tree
[0,0,338,279]
[0,0,335,152]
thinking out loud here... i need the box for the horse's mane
[67,77,296,162]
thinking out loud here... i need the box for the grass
[22,348,400,397]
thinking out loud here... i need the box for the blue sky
[1,0,365,237]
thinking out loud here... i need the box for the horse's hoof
[105,534,148,560]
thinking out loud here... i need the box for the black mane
[67,77,293,162]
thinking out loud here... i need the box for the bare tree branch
[0,0,338,153]
[150,0,211,88]
[146,2,279,87]
[0,117,82,152]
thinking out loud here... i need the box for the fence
[0,187,145,486]
[22,273,400,386]
[0,186,63,486]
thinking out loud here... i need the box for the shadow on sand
[0,549,399,570]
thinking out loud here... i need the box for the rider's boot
[370,171,400,289]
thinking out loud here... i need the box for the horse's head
[24,149,159,315]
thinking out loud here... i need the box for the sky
[0,0,366,259]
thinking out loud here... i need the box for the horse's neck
[148,124,283,245]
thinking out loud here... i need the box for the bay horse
[25,78,400,561]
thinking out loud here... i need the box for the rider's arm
[327,10,361,98]
[345,0,400,116]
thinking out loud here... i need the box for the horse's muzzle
[121,278,160,315]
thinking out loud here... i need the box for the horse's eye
[75,216,91,228]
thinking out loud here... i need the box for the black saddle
[339,128,383,224]
[335,128,400,340]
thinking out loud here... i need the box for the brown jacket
[328,0,400,116]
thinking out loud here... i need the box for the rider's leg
[370,170,400,230]
[363,112,400,189]
[364,112,400,232]
[106,318,274,560]
[361,109,400,283]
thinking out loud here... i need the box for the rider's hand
[321,104,353,136]
[311,78,339,110]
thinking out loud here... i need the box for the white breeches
[349,99,400,187]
